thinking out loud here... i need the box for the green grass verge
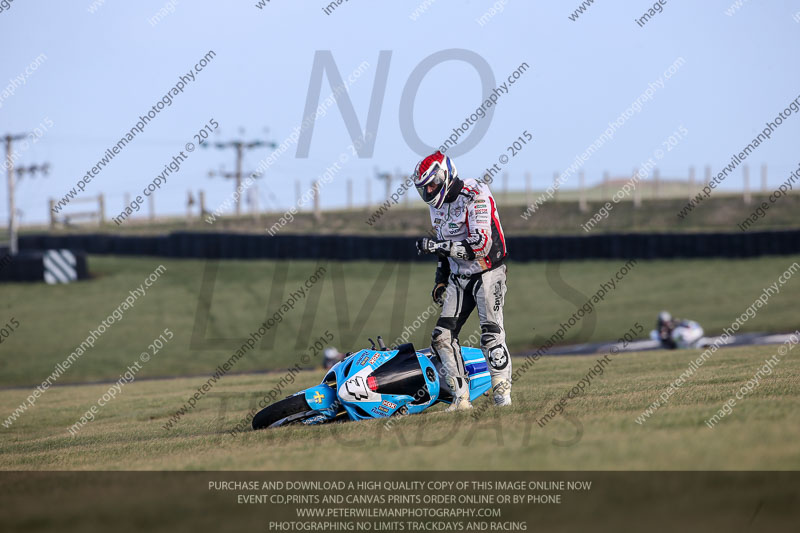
[1,345,797,470]
[1,255,799,387]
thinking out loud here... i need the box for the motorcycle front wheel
[252,393,316,430]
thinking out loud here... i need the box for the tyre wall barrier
[15,230,800,262]
[0,248,89,283]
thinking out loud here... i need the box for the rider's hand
[431,283,447,306]
[416,237,451,256]
[416,237,435,255]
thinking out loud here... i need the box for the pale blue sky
[1,0,799,224]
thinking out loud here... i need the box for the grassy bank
[1,345,797,470]
[1,255,798,387]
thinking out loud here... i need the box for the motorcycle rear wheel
[252,393,315,430]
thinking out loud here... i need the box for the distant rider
[413,151,511,411]
[655,311,706,350]
[656,311,679,349]
[323,347,344,369]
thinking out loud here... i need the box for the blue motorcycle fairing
[303,384,337,417]
[292,344,491,426]
[411,355,440,414]
[332,346,440,421]
[461,346,493,403]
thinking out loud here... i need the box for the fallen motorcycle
[252,337,491,430]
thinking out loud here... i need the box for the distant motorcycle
[650,320,705,349]
[252,337,492,430]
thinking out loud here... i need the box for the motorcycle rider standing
[413,151,511,411]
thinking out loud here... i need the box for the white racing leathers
[429,178,510,401]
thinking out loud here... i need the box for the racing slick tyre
[252,393,315,430]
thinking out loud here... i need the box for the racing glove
[416,237,451,256]
[416,237,475,260]
[431,283,447,306]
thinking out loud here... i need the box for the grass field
[0,257,800,386]
[2,255,798,471]
[1,344,798,470]
[2,255,799,388]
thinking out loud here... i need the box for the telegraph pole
[3,134,34,255]
[205,137,277,216]
[375,169,392,204]
[4,135,20,254]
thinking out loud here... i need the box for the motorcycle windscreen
[368,344,430,405]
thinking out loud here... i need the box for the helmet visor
[416,173,444,204]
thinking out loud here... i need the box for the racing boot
[444,376,472,412]
[492,377,512,406]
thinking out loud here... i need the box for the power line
[3,133,49,255]
[204,137,277,216]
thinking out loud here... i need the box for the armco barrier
[15,230,800,262]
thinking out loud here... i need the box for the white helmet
[413,151,458,209]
